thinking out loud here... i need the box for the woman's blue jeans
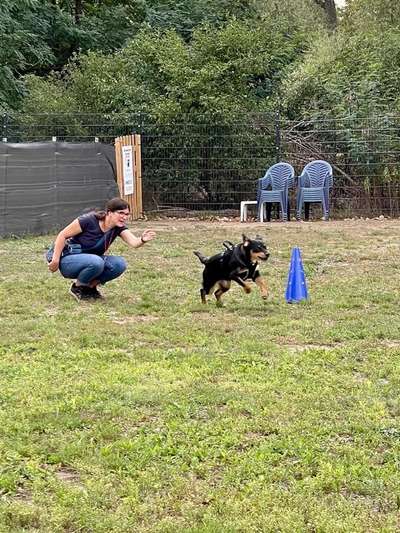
[57,254,127,285]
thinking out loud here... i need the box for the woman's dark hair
[94,198,130,220]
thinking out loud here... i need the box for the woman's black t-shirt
[69,213,127,255]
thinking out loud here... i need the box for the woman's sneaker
[69,283,92,301]
[87,286,104,300]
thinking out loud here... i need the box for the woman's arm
[120,228,156,248]
[48,219,83,272]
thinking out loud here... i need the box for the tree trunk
[324,0,337,30]
[314,0,337,30]
[75,0,83,24]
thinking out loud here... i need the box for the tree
[74,0,83,23]
[314,0,337,29]
[28,19,305,119]
[282,0,400,119]
[0,1,55,109]
[255,0,327,30]
[0,0,147,109]
[341,0,400,30]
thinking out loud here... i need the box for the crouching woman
[46,197,156,301]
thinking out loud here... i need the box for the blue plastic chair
[257,162,295,222]
[296,160,333,221]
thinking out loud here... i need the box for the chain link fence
[280,115,400,218]
[3,112,400,219]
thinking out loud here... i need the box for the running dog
[194,234,270,305]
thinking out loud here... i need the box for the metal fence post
[2,113,8,142]
[275,110,281,163]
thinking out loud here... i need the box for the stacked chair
[254,159,333,222]
[296,160,333,221]
[256,162,295,222]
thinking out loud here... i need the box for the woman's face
[109,208,130,227]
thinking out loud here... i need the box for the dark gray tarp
[0,142,118,236]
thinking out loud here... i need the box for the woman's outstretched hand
[141,229,156,243]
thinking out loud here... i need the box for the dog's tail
[193,250,209,264]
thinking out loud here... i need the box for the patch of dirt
[44,306,59,316]
[353,371,368,383]
[236,430,279,451]
[13,487,33,504]
[284,343,338,352]
[120,414,163,437]
[275,335,343,352]
[329,433,355,445]
[339,489,384,512]
[54,466,83,487]
[381,340,400,348]
[112,315,160,325]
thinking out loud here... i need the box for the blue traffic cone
[285,247,308,303]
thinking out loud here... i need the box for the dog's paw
[243,284,252,294]
[216,300,224,308]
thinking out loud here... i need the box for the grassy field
[0,218,400,532]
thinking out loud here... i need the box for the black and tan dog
[194,234,270,306]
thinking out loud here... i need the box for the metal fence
[280,115,400,218]
[3,112,400,219]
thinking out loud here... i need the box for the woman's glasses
[115,210,130,217]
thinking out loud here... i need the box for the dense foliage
[283,1,400,118]
[3,0,399,122]
[1,0,396,122]
[2,0,325,114]
[22,20,309,121]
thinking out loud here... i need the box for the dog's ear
[242,234,250,247]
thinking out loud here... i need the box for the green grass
[0,219,400,532]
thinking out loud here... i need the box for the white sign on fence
[122,145,134,195]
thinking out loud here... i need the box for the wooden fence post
[114,134,143,221]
